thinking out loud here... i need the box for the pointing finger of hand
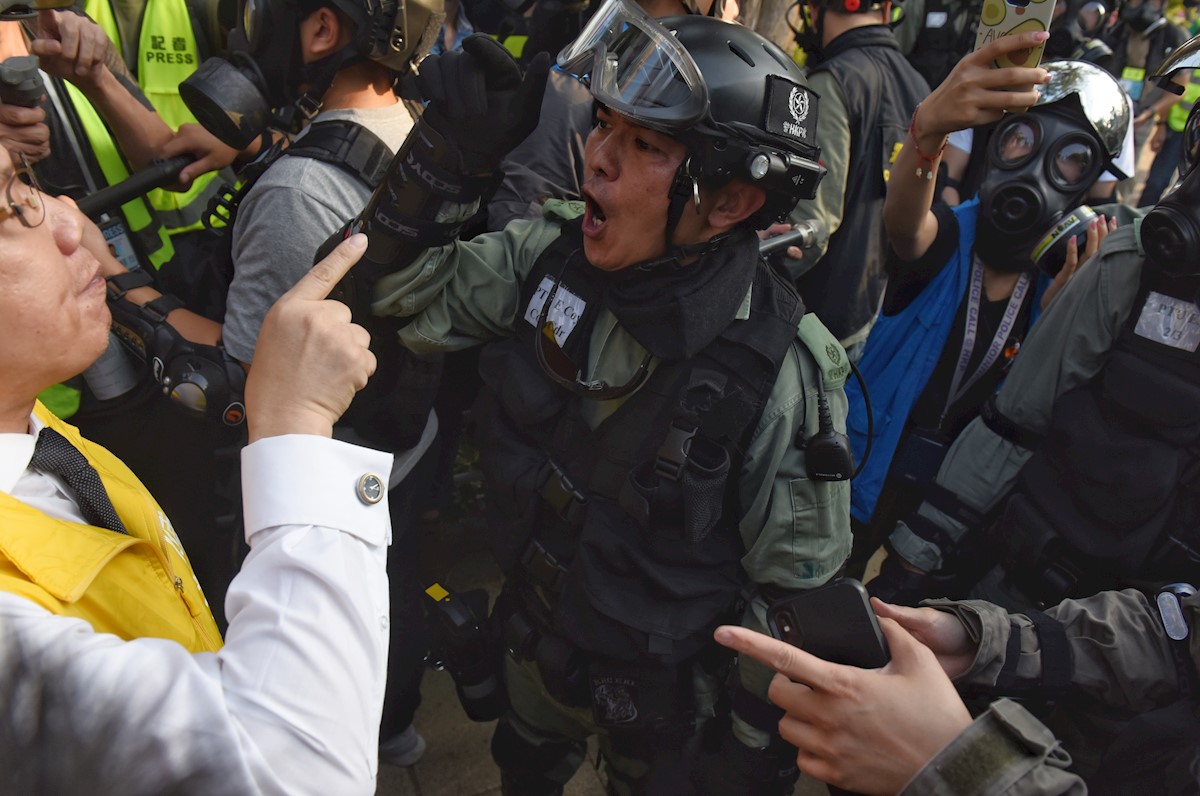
[288,233,368,302]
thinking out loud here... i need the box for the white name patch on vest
[1134,291,1200,353]
[524,276,587,346]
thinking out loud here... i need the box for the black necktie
[30,428,127,535]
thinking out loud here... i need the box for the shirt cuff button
[357,473,385,505]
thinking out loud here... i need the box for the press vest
[475,222,804,665]
[61,78,175,269]
[0,403,222,651]
[994,255,1200,605]
[85,0,224,232]
[802,25,930,342]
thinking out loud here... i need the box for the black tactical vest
[995,264,1200,605]
[475,221,804,665]
[906,0,983,89]
[801,26,930,341]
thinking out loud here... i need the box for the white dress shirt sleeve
[0,435,393,796]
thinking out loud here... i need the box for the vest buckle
[654,422,697,481]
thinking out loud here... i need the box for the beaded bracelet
[908,104,947,181]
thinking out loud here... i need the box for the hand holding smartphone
[974,0,1057,90]
[766,578,891,669]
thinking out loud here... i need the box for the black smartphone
[766,578,891,669]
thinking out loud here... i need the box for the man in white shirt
[0,140,391,795]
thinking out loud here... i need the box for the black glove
[866,551,937,607]
[417,34,551,175]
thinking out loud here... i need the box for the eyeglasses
[533,252,654,401]
[0,155,44,228]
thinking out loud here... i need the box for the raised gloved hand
[417,34,551,175]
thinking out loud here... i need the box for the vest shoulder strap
[283,119,395,190]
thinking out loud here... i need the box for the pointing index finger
[714,625,841,691]
[289,233,368,302]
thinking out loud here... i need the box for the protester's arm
[885,31,1048,262]
[31,10,174,172]
[0,236,390,795]
[714,620,1083,796]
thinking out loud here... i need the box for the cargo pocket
[789,476,851,582]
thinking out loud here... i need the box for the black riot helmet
[558,0,825,252]
[976,59,1129,275]
[1142,34,1200,276]
[180,0,444,149]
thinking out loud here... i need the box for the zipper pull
[174,576,202,617]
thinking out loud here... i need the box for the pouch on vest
[1102,346,1200,444]
[619,366,738,546]
[623,428,731,545]
[588,660,692,734]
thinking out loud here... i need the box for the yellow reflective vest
[85,0,224,232]
[0,402,223,652]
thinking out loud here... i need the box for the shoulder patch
[542,199,586,222]
[796,314,850,389]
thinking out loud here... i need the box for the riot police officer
[338,1,852,791]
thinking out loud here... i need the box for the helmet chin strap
[645,156,725,268]
[275,45,363,131]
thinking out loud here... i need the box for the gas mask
[1142,101,1200,276]
[976,60,1129,275]
[179,0,443,150]
[1120,0,1166,34]
[179,0,314,149]
[977,107,1105,273]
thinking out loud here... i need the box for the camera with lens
[424,583,509,722]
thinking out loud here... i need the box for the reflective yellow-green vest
[62,78,176,269]
[1168,74,1200,133]
[0,402,223,651]
[85,0,223,233]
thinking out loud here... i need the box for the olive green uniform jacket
[902,588,1199,794]
[375,200,853,745]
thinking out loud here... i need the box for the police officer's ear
[299,5,354,61]
[702,179,767,231]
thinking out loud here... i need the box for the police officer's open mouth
[585,195,607,227]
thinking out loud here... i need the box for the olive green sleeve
[732,314,853,747]
[373,201,581,354]
[901,699,1083,796]
[926,589,1190,716]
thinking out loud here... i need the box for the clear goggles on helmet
[557,0,709,131]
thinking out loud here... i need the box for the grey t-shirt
[223,103,414,363]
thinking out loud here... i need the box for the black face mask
[179,0,353,149]
[1121,1,1164,33]
[789,2,824,59]
[976,109,1105,273]
[1142,103,1200,276]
